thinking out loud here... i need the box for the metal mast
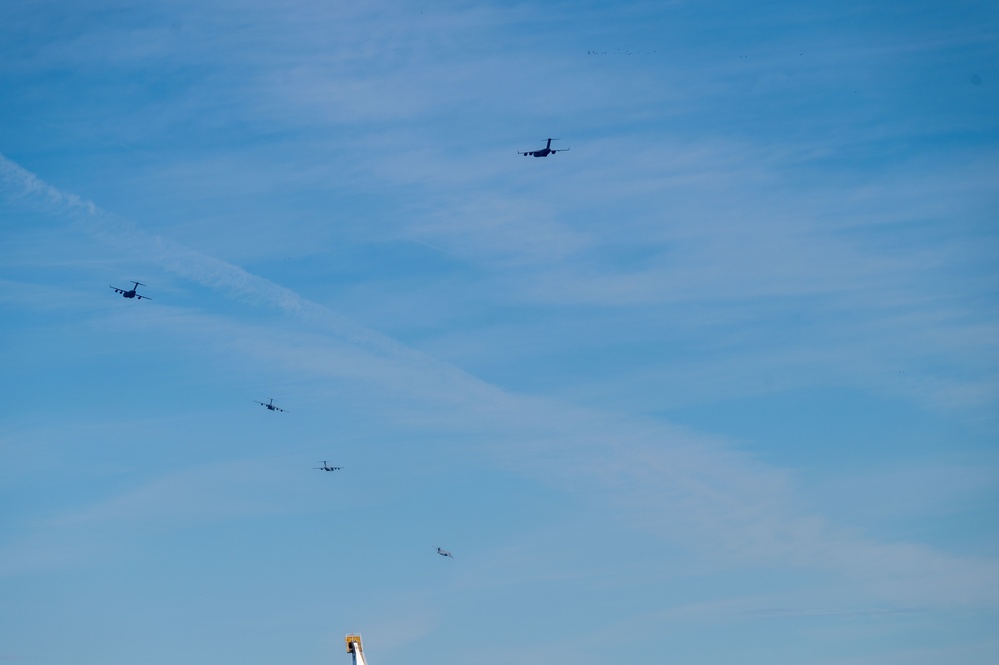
[345,634,367,665]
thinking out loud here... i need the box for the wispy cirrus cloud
[3,152,998,617]
[2,2,998,661]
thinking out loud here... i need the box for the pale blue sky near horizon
[1,1,998,664]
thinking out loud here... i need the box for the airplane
[436,547,454,559]
[314,461,342,472]
[109,281,151,300]
[520,138,570,157]
[254,398,286,412]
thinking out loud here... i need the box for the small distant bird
[436,547,454,559]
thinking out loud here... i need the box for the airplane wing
[136,295,152,300]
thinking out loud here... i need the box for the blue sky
[1,1,998,663]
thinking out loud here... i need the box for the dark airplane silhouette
[436,547,454,559]
[254,398,286,412]
[110,281,151,300]
[520,138,569,157]
[314,460,341,472]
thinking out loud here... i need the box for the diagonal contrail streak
[0,151,495,401]
[4,151,999,610]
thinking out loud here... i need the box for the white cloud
[3,170,997,621]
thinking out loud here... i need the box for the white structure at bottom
[345,634,367,665]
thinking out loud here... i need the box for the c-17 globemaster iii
[110,280,151,300]
[520,138,570,157]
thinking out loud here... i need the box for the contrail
[5,151,997,609]
[0,151,491,399]
[0,152,98,216]
[0,152,352,338]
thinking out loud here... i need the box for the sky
[1,0,998,663]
